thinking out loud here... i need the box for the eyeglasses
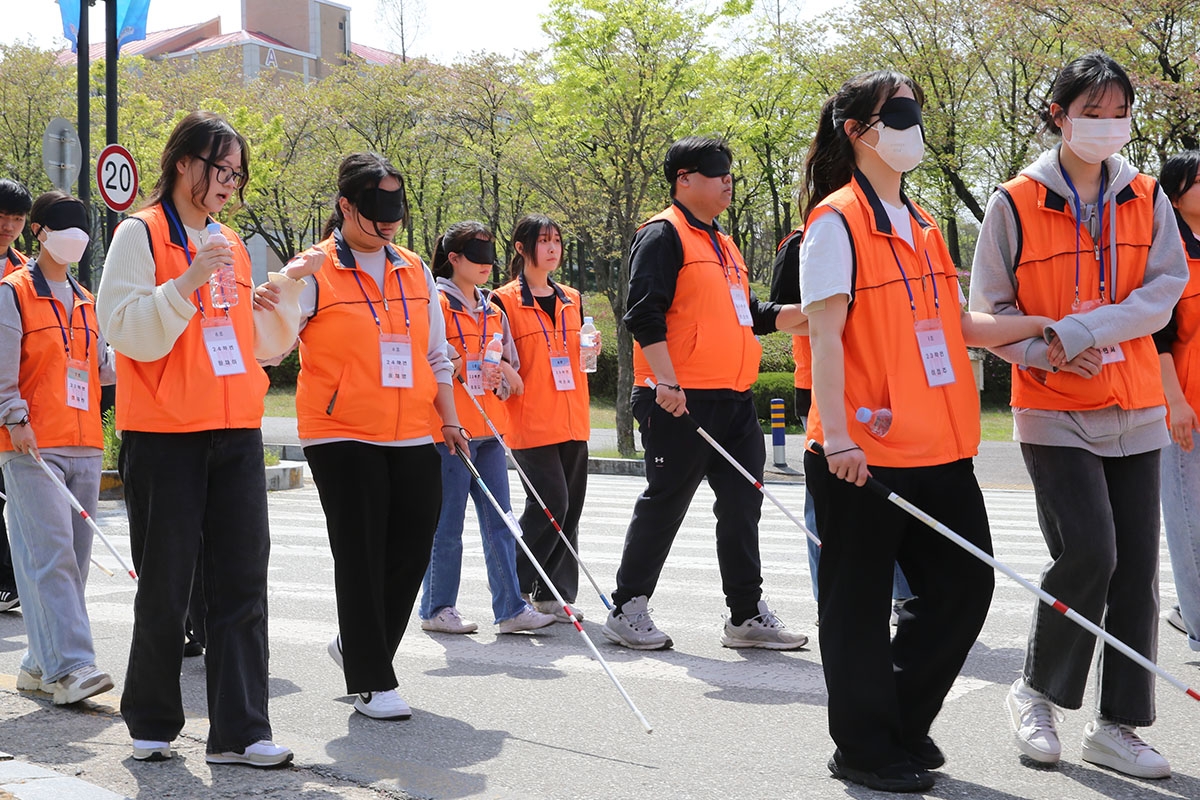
[199,156,248,188]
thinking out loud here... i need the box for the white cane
[33,456,137,581]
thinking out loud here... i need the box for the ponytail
[431,234,451,278]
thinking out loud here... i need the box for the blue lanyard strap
[533,298,569,352]
[48,294,90,361]
[162,201,210,316]
[1059,163,1108,305]
[351,258,411,333]
[707,230,741,284]
[887,238,941,319]
[449,307,487,353]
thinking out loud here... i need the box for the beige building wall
[317,1,350,79]
[243,0,310,52]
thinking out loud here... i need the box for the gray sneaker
[602,596,672,650]
[721,601,808,650]
[50,664,114,705]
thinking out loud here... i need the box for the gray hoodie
[968,145,1188,455]
[435,276,520,409]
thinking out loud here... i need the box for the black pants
[305,441,441,695]
[0,472,15,594]
[511,440,588,603]
[805,452,994,771]
[120,429,273,753]
[612,389,765,615]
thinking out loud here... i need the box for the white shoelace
[624,607,658,633]
[1105,723,1157,754]
[1020,695,1063,732]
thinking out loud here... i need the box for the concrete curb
[0,756,129,800]
[98,460,305,501]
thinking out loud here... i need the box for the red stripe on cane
[1188,689,1200,701]
[80,511,91,520]
[1052,600,1069,614]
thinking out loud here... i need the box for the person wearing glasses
[603,136,809,651]
[97,111,318,767]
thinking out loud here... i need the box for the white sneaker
[131,739,172,762]
[327,634,344,670]
[49,664,114,705]
[532,599,582,623]
[421,606,479,634]
[1166,605,1187,634]
[1082,720,1170,779]
[16,667,44,692]
[1006,678,1063,763]
[498,605,556,634]
[205,739,293,767]
[354,689,411,720]
[602,596,672,650]
[721,601,808,650]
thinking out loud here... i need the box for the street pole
[105,0,118,249]
[76,0,92,289]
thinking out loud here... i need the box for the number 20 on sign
[96,144,139,213]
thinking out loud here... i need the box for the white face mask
[1064,117,1132,165]
[863,122,925,174]
[41,227,90,264]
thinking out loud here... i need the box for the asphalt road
[0,470,1196,800]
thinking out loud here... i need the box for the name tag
[465,352,484,396]
[202,317,246,376]
[1075,299,1126,364]
[66,358,89,411]
[915,318,956,388]
[550,350,576,391]
[381,333,414,388]
[729,284,753,327]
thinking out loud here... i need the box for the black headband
[675,150,732,180]
[457,239,497,265]
[357,186,407,223]
[875,97,923,130]
[38,199,89,232]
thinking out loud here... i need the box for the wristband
[7,414,29,427]
[441,424,470,439]
[823,445,861,457]
[656,383,682,392]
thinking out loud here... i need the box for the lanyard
[887,236,941,320]
[162,201,215,317]
[1059,163,1108,306]
[48,288,91,361]
[533,296,569,352]
[450,299,489,352]
[351,259,410,333]
[707,229,742,285]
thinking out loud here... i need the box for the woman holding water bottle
[417,221,556,635]
[799,71,1051,791]
[490,214,597,622]
[97,111,314,766]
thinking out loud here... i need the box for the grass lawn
[264,387,297,418]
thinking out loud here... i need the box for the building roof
[350,42,405,66]
[56,19,220,65]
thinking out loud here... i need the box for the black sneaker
[905,736,946,770]
[0,590,19,612]
[183,637,204,658]
[828,749,934,793]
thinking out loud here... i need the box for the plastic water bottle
[856,406,892,436]
[205,222,238,310]
[483,332,504,383]
[580,316,599,373]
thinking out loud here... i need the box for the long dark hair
[507,213,561,280]
[147,111,249,209]
[321,152,407,240]
[1041,52,1135,137]
[800,70,924,222]
[431,220,494,278]
[1161,151,1200,205]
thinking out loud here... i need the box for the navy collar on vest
[332,228,407,271]
[671,199,726,235]
[5,248,22,268]
[1176,211,1200,260]
[517,270,570,308]
[852,169,930,237]
[160,198,215,250]
[440,283,499,317]
[26,259,87,302]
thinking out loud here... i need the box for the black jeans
[0,472,15,593]
[511,440,588,603]
[120,429,273,753]
[612,389,765,616]
[305,441,441,695]
[805,453,994,771]
[1020,444,1160,725]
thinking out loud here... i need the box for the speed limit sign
[96,144,139,212]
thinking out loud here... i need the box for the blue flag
[58,0,151,53]
[116,0,151,47]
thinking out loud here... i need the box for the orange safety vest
[114,202,267,433]
[1000,172,1164,411]
[793,335,811,390]
[295,232,438,442]
[804,172,980,468]
[632,203,761,391]
[3,247,27,278]
[491,274,589,450]
[1169,216,1200,418]
[433,288,510,440]
[0,262,102,451]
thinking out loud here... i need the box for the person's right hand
[8,423,38,458]
[654,383,687,416]
[822,436,869,486]
[499,361,524,396]
[1057,347,1103,379]
[179,239,234,296]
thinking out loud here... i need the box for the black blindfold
[357,186,407,223]
[876,97,923,131]
[40,198,89,232]
[458,239,497,265]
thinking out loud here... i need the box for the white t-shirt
[800,199,917,312]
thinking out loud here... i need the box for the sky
[2,0,556,62]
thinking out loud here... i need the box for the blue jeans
[3,453,100,682]
[420,438,526,624]
[1160,441,1200,651]
[806,487,912,604]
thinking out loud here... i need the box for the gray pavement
[1,468,1198,799]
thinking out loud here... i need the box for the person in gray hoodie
[969,53,1187,780]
